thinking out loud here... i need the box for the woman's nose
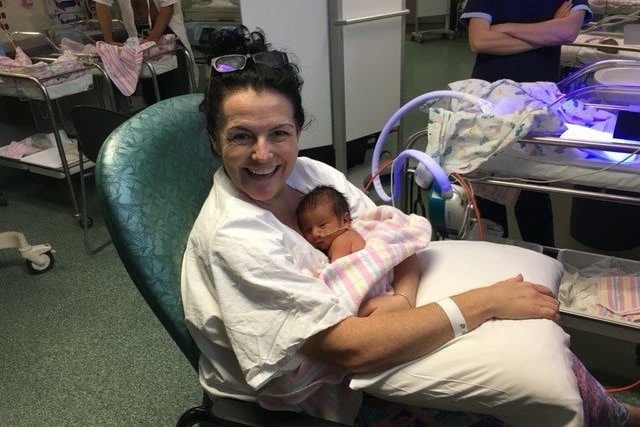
[252,137,273,160]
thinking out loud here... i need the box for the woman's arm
[468,17,541,54]
[492,9,586,47]
[95,3,117,44]
[144,4,174,43]
[301,274,560,374]
[468,2,586,55]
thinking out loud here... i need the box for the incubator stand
[0,31,108,220]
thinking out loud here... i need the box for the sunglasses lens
[213,55,247,73]
[254,51,288,68]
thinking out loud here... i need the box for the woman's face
[215,88,300,203]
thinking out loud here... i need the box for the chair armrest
[210,398,351,427]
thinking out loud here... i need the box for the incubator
[370,59,640,343]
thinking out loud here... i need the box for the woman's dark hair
[199,26,305,152]
[296,186,352,222]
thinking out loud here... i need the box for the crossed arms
[468,1,586,55]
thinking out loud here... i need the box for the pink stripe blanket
[319,205,433,314]
[95,35,177,96]
[257,205,432,420]
[96,40,155,96]
[597,275,640,322]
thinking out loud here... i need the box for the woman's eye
[227,133,252,144]
[271,130,291,140]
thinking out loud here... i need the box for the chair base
[176,405,215,427]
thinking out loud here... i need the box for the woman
[459,0,591,248]
[181,26,639,426]
[93,0,195,103]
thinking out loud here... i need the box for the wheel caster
[79,216,93,228]
[26,251,54,275]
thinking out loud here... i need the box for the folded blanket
[257,205,432,420]
[597,275,640,322]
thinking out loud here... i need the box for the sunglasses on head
[211,51,289,73]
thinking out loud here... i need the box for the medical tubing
[392,149,453,199]
[371,90,493,203]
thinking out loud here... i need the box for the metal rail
[335,9,409,26]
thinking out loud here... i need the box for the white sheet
[561,34,640,68]
[589,0,640,14]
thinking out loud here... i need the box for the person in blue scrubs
[460,0,592,247]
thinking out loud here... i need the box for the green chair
[95,94,348,427]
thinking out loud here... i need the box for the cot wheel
[26,251,54,275]
[79,216,93,228]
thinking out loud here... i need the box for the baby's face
[298,204,346,251]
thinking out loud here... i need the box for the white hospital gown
[181,157,375,424]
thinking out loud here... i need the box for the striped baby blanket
[257,205,432,421]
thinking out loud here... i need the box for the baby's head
[296,185,351,251]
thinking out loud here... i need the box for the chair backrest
[96,94,221,369]
[70,105,131,162]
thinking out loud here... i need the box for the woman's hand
[358,294,411,317]
[554,1,573,19]
[482,274,561,323]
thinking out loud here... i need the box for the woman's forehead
[221,89,295,127]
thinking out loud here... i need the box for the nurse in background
[93,0,195,104]
[460,0,592,248]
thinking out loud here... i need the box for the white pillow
[350,240,584,427]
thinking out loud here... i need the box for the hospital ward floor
[1,31,640,426]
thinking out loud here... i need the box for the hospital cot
[0,30,109,220]
[44,19,197,104]
[370,60,640,346]
[561,2,640,69]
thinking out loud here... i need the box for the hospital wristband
[436,297,469,337]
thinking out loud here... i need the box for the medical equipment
[371,90,493,239]
[377,61,640,344]
[411,0,457,42]
[0,231,54,275]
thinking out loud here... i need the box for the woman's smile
[246,165,279,178]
